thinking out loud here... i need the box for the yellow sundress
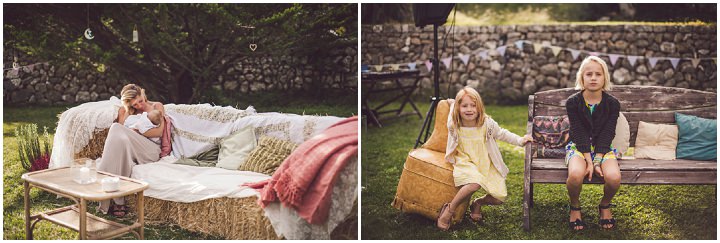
[452,124,508,202]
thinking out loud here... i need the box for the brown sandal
[436,203,451,231]
[470,198,483,223]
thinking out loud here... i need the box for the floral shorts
[565,142,618,165]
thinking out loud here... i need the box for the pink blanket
[159,115,173,157]
[245,116,358,224]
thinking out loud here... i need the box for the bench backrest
[529,85,716,147]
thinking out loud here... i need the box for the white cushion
[216,125,257,170]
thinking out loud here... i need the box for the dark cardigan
[565,91,620,154]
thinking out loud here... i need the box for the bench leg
[523,178,531,231]
[529,183,534,208]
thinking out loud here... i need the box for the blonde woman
[565,56,621,230]
[98,83,166,217]
[436,87,533,231]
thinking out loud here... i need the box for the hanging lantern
[132,25,139,43]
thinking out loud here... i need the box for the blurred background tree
[4,3,357,104]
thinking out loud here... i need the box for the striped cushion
[240,136,298,175]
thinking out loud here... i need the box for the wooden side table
[22,167,149,240]
[362,70,424,127]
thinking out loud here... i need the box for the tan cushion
[216,125,257,170]
[240,136,298,175]
[612,112,630,156]
[421,100,450,153]
[392,148,469,225]
[634,121,678,160]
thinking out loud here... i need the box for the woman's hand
[521,134,534,146]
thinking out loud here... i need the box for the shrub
[14,123,52,172]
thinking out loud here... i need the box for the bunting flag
[589,51,599,57]
[648,57,660,68]
[441,57,452,69]
[550,46,562,57]
[627,55,639,67]
[478,51,489,60]
[570,49,581,60]
[691,58,701,68]
[497,46,507,56]
[425,60,433,72]
[408,62,417,70]
[533,43,543,54]
[373,65,383,72]
[608,54,621,66]
[390,64,400,71]
[459,54,470,65]
[668,58,680,69]
[515,40,524,50]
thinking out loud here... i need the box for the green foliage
[13,124,52,172]
[5,3,357,103]
[362,100,716,239]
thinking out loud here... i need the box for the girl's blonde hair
[120,83,147,114]
[452,86,486,131]
[575,55,613,91]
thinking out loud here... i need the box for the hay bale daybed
[50,98,358,240]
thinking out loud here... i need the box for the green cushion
[174,146,219,167]
[216,125,257,170]
[239,135,298,175]
[675,113,716,161]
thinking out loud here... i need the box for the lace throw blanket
[49,97,122,169]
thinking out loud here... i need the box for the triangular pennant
[459,54,470,65]
[408,62,417,70]
[669,58,680,69]
[691,58,701,68]
[425,60,433,72]
[608,54,620,66]
[589,51,599,57]
[533,43,543,54]
[27,64,35,72]
[390,64,400,71]
[550,46,562,57]
[497,46,507,56]
[441,57,452,69]
[569,49,580,60]
[515,40,524,50]
[648,57,660,68]
[627,56,639,66]
[373,65,383,72]
[478,51,489,60]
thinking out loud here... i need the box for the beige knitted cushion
[240,135,298,175]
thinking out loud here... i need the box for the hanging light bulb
[132,25,139,43]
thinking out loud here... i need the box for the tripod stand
[414,23,442,148]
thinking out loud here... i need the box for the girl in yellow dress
[436,87,533,230]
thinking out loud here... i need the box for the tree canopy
[4,3,357,103]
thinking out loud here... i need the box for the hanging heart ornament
[84,28,95,40]
[249,44,257,52]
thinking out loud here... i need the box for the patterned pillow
[239,135,298,175]
[532,115,571,158]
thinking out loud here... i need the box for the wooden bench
[522,85,717,231]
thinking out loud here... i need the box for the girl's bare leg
[566,156,587,230]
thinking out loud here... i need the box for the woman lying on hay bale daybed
[49,84,358,240]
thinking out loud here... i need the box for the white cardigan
[444,99,524,179]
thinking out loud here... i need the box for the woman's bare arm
[142,102,165,138]
[117,108,128,124]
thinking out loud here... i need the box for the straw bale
[75,129,109,160]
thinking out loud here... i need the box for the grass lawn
[3,94,356,240]
[361,100,716,240]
